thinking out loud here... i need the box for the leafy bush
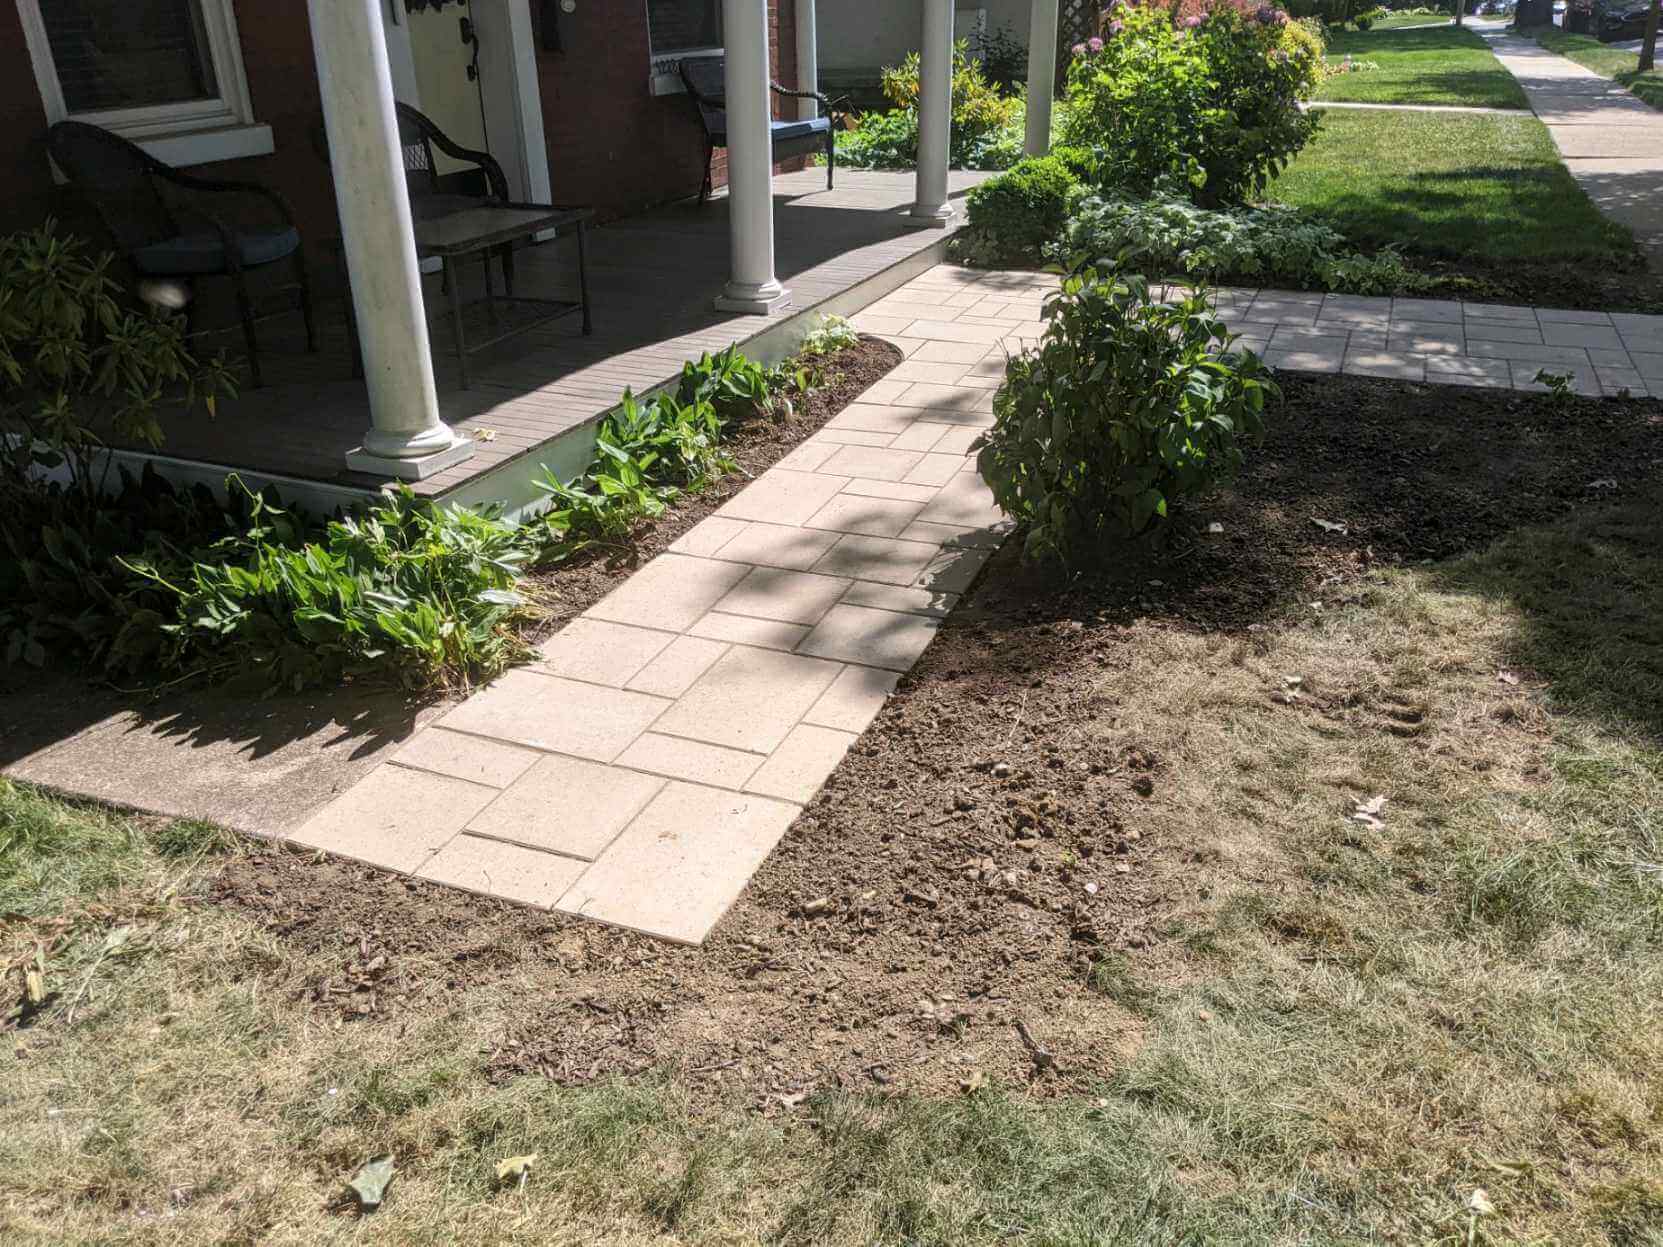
[3,317,866,688]
[1052,191,1435,294]
[0,223,235,494]
[1060,0,1324,207]
[976,267,1277,564]
[972,20,1029,94]
[958,156,1081,264]
[837,39,1025,171]
[127,483,531,692]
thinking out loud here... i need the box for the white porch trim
[715,0,792,315]
[308,0,472,478]
[908,0,955,228]
[795,0,820,119]
[1024,0,1059,157]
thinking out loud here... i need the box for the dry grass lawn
[3,487,1661,1243]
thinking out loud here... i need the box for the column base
[345,432,476,481]
[714,282,793,315]
[903,204,956,229]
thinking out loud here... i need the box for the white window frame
[644,0,724,93]
[17,0,273,165]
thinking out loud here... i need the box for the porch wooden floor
[140,169,988,499]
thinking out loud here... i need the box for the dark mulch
[1409,255,1663,316]
[209,373,1663,1103]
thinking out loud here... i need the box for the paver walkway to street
[288,263,1663,947]
[1482,27,1663,261]
[1207,286,1663,395]
[289,263,1032,945]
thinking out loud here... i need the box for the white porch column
[908,0,954,228]
[716,0,792,314]
[1024,0,1059,157]
[308,0,472,479]
[795,0,819,119]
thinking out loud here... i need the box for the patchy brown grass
[2,397,1661,1242]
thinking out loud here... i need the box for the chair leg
[701,142,714,205]
[498,242,515,299]
[230,268,263,389]
[826,131,835,192]
[576,220,592,336]
[293,247,317,353]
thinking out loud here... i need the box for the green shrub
[1053,191,1435,295]
[0,223,235,494]
[960,156,1081,264]
[837,39,1025,171]
[1060,1,1324,206]
[126,483,532,692]
[976,267,1277,564]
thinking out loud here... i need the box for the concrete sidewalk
[1483,28,1663,259]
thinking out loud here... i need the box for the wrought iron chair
[45,120,315,389]
[678,58,846,204]
[395,102,519,296]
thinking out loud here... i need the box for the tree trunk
[1454,0,1465,27]
[1642,0,1661,74]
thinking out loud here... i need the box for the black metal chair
[678,58,846,204]
[395,101,520,296]
[45,120,315,388]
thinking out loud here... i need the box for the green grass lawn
[1270,108,1634,263]
[1316,24,1531,108]
[1367,12,1454,29]
[1534,27,1663,110]
[4,473,1662,1242]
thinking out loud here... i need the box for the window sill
[649,47,723,96]
[137,123,275,167]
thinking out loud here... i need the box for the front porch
[129,169,988,512]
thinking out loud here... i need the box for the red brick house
[3,0,820,244]
[3,0,1053,502]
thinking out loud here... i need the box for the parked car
[1595,0,1652,38]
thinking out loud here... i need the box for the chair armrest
[154,167,300,229]
[416,129,511,201]
[769,83,848,123]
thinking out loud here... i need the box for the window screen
[647,0,723,55]
[42,0,219,115]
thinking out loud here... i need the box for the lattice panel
[1057,0,1099,86]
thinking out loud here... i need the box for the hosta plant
[977,266,1277,565]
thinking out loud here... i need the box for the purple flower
[1107,20,1124,35]
[1183,14,1202,26]
[1072,41,1088,55]
[1088,35,1105,51]
[1254,4,1276,22]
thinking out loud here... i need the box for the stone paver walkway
[287,263,1035,945]
[1483,27,1663,260]
[285,263,1661,947]
[1207,286,1663,395]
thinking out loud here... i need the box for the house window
[19,0,272,165]
[647,0,723,56]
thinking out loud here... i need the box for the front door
[382,0,552,205]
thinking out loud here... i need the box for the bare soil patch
[208,375,1663,1105]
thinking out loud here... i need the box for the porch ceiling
[128,169,990,501]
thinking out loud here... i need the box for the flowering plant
[1060,0,1324,206]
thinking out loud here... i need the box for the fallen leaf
[472,428,498,443]
[494,1153,538,1185]
[1469,1187,1495,1216]
[347,1155,395,1211]
[1311,517,1348,535]
[1356,795,1387,817]
[24,957,46,1007]
[776,1090,810,1109]
[1496,670,1519,685]
[1589,478,1617,490]
[961,1070,987,1093]
[1205,522,1225,535]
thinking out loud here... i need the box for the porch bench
[678,58,846,204]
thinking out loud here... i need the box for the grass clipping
[1,492,1661,1243]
